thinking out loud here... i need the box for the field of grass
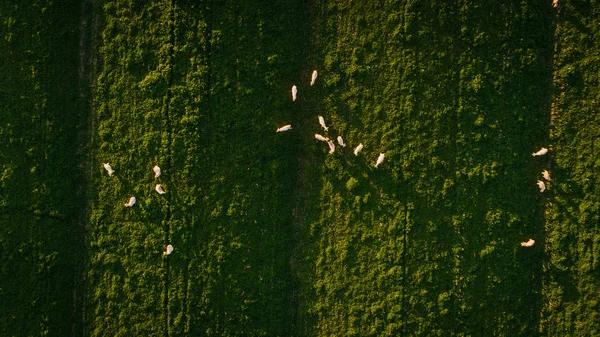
[1,0,599,336]
[0,1,86,336]
[542,2,600,335]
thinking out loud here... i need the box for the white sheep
[374,153,385,168]
[532,147,548,157]
[164,244,173,255]
[354,143,364,156]
[153,165,161,178]
[155,184,166,194]
[537,180,546,193]
[310,70,318,86]
[542,170,551,181]
[314,134,328,142]
[337,136,346,147]
[276,125,292,132]
[521,239,535,247]
[318,115,328,131]
[327,140,336,154]
[103,163,115,176]
[292,85,297,101]
[124,196,136,207]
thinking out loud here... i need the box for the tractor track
[162,1,177,336]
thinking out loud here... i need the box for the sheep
[327,140,336,154]
[124,196,136,207]
[155,184,166,194]
[318,115,328,131]
[374,153,385,168]
[311,70,318,86]
[164,244,174,255]
[354,143,364,156]
[292,85,297,101]
[276,125,292,132]
[537,180,546,193]
[532,147,548,157]
[103,163,115,176]
[337,136,346,147]
[542,170,551,181]
[153,165,161,178]
[315,134,328,142]
[520,239,535,247]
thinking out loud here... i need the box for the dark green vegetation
[543,2,600,335]
[296,1,553,335]
[88,0,306,335]
[1,0,599,336]
[0,1,86,336]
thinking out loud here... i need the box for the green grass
[542,1,600,335]
[295,1,554,335]
[1,1,599,336]
[0,1,85,336]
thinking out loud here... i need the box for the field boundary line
[163,0,177,336]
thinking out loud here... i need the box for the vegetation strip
[2,1,599,336]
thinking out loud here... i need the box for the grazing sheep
[532,147,548,157]
[315,134,328,142]
[318,115,328,131]
[155,184,166,194]
[276,125,292,132]
[124,196,136,207]
[537,180,546,193]
[103,163,115,176]
[375,153,385,168]
[337,136,346,147]
[542,170,551,181]
[521,239,535,247]
[354,143,364,156]
[292,85,297,101]
[311,70,318,86]
[164,244,173,255]
[327,140,336,154]
[153,165,161,178]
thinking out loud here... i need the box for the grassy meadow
[0,1,86,336]
[0,0,599,336]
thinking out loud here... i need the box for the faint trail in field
[204,0,214,130]
[76,0,94,335]
[162,0,177,336]
[550,6,562,136]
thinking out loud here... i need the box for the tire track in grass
[162,2,213,334]
[163,0,176,336]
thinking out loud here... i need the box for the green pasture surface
[0,1,85,336]
[542,1,600,336]
[1,0,599,336]
[296,1,554,336]
[87,0,307,335]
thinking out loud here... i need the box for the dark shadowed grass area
[0,1,86,336]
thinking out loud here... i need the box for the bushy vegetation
[87,0,308,335]
[0,1,85,336]
[295,1,554,335]
[542,1,600,335]
[1,0,599,336]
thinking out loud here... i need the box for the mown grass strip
[0,1,85,336]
